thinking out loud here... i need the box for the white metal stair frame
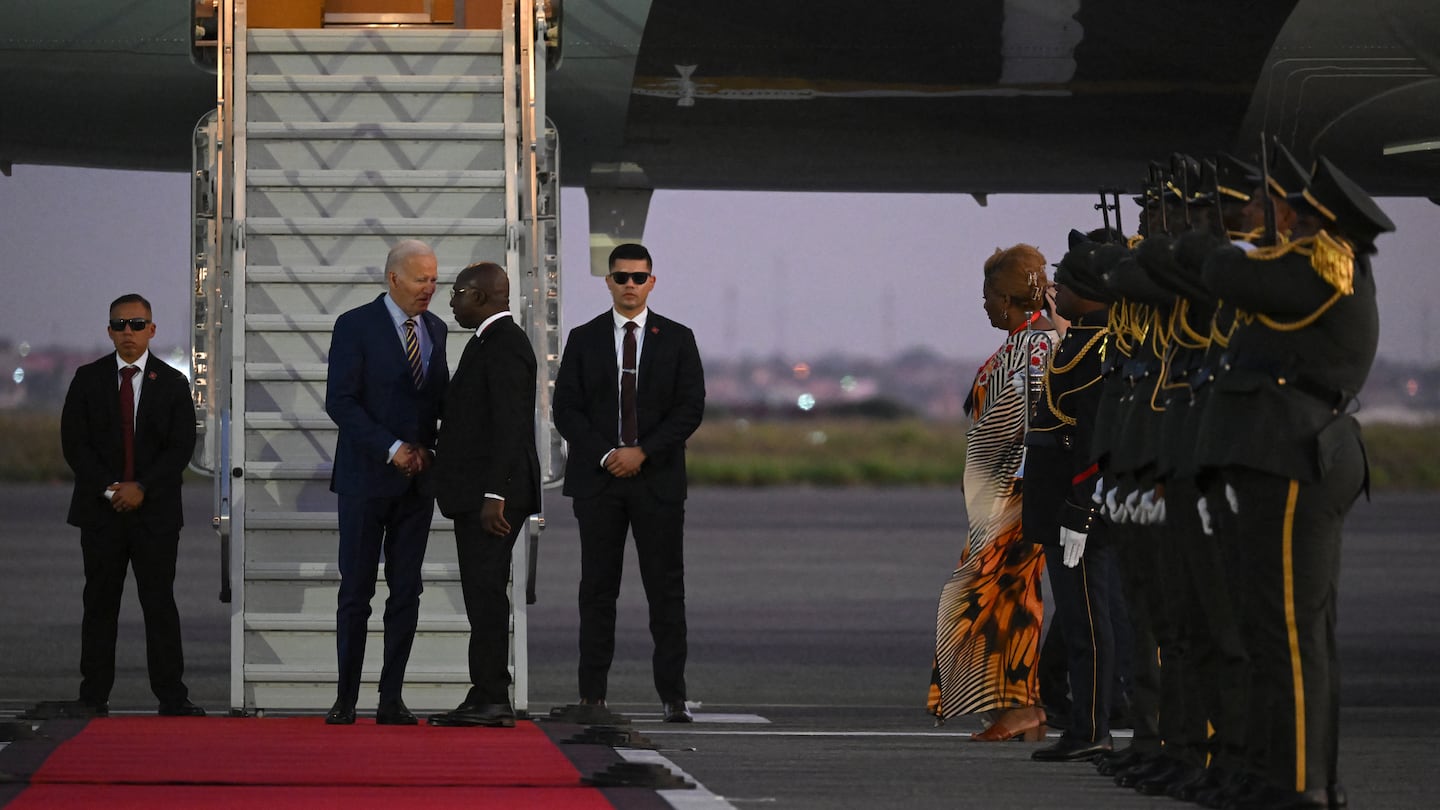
[213,0,542,715]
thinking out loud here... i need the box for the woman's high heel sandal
[969,706,1047,742]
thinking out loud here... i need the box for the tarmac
[1,482,1436,808]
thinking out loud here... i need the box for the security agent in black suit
[552,243,706,723]
[324,240,450,725]
[60,294,204,716]
[429,262,541,728]
[1194,155,1392,810]
[1025,238,1116,762]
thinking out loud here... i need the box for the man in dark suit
[324,239,449,725]
[61,293,204,716]
[428,262,541,728]
[553,243,706,722]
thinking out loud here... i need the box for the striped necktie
[403,318,424,388]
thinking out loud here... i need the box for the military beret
[1104,244,1174,306]
[1054,234,1113,304]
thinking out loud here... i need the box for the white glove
[1197,496,1213,536]
[1105,487,1123,522]
[1136,490,1166,525]
[1092,479,1105,505]
[1122,490,1142,523]
[1224,483,1239,515]
[1059,527,1088,568]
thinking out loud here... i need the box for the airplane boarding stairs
[200,10,557,715]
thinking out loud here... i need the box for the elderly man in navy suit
[553,243,706,722]
[324,239,449,725]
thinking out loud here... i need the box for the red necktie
[120,365,139,481]
[621,322,638,446]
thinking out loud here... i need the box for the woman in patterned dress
[928,244,1057,740]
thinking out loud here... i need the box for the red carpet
[2,718,621,809]
[7,785,616,810]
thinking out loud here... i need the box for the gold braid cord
[1243,231,1355,295]
[1171,300,1210,349]
[1043,328,1108,426]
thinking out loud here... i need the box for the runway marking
[632,713,770,724]
[644,729,1136,739]
[618,748,739,809]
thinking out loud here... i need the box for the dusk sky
[1,166,1437,367]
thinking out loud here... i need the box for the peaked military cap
[1214,153,1260,202]
[1267,141,1311,202]
[1169,153,1206,205]
[1303,156,1396,253]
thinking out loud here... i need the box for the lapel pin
[651,326,660,335]
[148,371,158,380]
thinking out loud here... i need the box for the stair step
[244,510,456,530]
[244,665,471,683]
[245,217,507,236]
[248,29,502,54]
[246,614,472,632]
[247,170,505,189]
[247,122,504,140]
[245,561,461,581]
[248,74,502,93]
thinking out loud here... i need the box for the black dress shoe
[157,699,206,717]
[1031,734,1113,762]
[1096,748,1147,776]
[1117,755,1183,788]
[428,702,516,727]
[662,701,693,723]
[376,698,417,726]
[325,699,356,725]
[1137,761,1202,795]
[1169,765,1231,801]
[1229,784,1334,810]
[77,699,110,718]
[1197,770,1265,809]
[579,697,606,707]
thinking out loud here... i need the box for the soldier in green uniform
[1195,151,1393,810]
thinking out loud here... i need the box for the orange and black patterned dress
[928,325,1054,721]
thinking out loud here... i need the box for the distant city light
[793,362,810,380]
[797,393,815,411]
[1406,378,1419,397]
[840,375,857,392]
[12,367,23,384]
[17,341,30,357]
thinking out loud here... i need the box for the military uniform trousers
[1221,428,1364,795]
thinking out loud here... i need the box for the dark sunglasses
[108,318,150,332]
[450,286,482,298]
[609,271,651,285]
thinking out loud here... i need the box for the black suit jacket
[61,353,197,534]
[434,316,542,518]
[553,310,706,502]
[325,294,449,498]
[1195,245,1378,482]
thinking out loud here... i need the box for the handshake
[392,442,434,477]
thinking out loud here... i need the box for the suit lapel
[637,312,662,389]
[133,357,160,445]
